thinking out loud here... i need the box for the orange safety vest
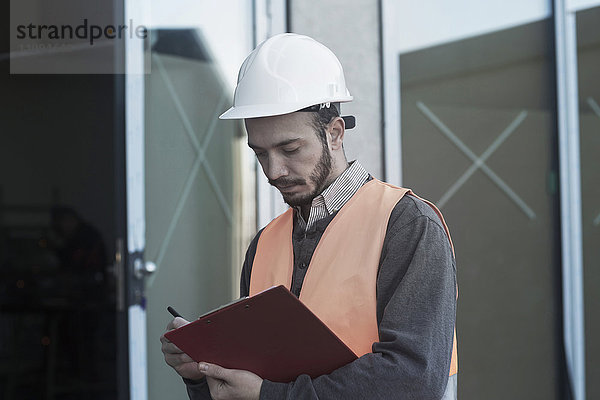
[250,179,458,376]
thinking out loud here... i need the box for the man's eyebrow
[247,138,302,150]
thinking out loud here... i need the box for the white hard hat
[219,33,354,124]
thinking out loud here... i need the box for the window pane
[400,19,563,399]
[576,6,600,399]
[142,2,254,399]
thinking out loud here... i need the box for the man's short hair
[311,105,340,147]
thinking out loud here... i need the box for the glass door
[124,1,255,399]
[399,20,563,399]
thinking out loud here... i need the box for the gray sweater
[185,194,457,400]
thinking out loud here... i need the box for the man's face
[245,112,333,207]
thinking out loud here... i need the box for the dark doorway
[0,3,123,399]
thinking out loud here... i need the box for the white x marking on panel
[417,101,536,220]
[149,54,233,282]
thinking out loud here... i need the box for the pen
[167,306,184,319]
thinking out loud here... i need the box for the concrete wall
[288,0,384,179]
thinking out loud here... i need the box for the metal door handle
[134,259,156,279]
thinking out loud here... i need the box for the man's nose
[264,155,289,181]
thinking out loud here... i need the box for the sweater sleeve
[183,378,212,400]
[259,197,457,400]
[240,228,264,297]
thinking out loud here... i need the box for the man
[161,33,458,400]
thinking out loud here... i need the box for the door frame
[554,1,600,398]
[121,1,287,399]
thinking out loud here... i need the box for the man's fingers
[172,362,206,381]
[159,333,172,346]
[166,316,189,331]
[178,353,195,363]
[199,362,230,381]
[161,317,189,355]
[203,366,263,400]
[161,340,184,355]
[164,351,194,366]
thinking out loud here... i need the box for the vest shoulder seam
[394,213,447,234]
[398,195,446,231]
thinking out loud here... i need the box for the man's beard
[269,142,333,207]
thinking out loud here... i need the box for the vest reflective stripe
[250,179,458,376]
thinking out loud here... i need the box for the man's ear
[328,117,346,150]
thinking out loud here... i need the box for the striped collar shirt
[294,160,370,231]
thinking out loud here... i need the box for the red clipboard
[164,285,358,382]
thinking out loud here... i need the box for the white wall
[288,0,384,179]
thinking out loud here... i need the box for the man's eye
[254,152,267,159]
[283,147,299,154]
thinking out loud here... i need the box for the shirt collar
[294,160,369,229]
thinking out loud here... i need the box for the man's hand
[200,362,263,400]
[160,317,205,381]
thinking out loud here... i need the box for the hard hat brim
[219,97,353,120]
